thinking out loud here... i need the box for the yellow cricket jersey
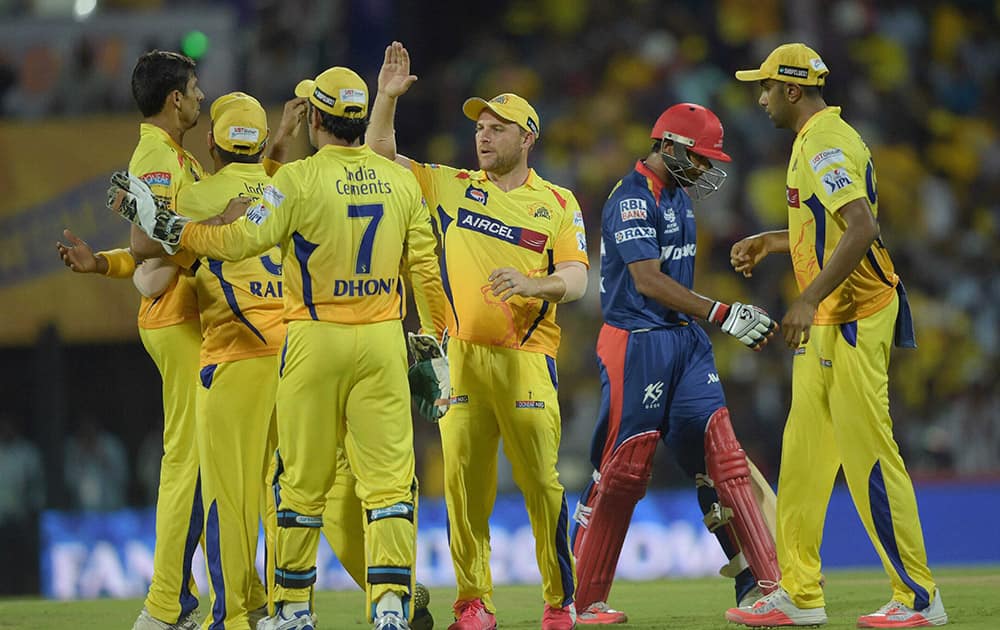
[410,162,589,357]
[786,107,898,324]
[180,144,447,331]
[176,162,285,367]
[129,123,206,330]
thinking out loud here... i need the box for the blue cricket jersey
[600,160,698,330]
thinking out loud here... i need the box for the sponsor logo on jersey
[787,186,800,208]
[822,168,853,193]
[820,358,832,367]
[707,372,720,384]
[614,226,656,243]
[793,347,806,356]
[663,206,680,233]
[532,205,551,219]
[449,394,469,404]
[140,171,171,187]
[777,64,809,79]
[573,211,585,227]
[643,381,664,409]
[576,231,587,252]
[659,243,696,261]
[619,198,648,221]
[332,277,397,297]
[246,203,270,225]
[465,185,489,205]
[457,208,548,252]
[262,184,285,207]
[810,148,844,172]
[686,207,694,218]
[515,400,546,409]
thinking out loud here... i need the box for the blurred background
[1,0,998,598]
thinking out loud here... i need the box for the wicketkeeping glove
[106,171,189,254]
[709,301,776,349]
[407,329,450,422]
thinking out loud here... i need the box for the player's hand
[277,97,307,138]
[781,297,816,349]
[489,267,537,301]
[56,229,108,274]
[378,41,417,98]
[730,235,769,278]
[709,301,778,351]
[407,329,450,422]
[107,171,188,254]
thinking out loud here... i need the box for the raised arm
[368,41,418,169]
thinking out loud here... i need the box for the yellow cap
[735,43,829,86]
[211,92,268,155]
[462,93,540,137]
[295,67,368,118]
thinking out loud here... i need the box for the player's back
[178,163,285,366]
[271,144,423,325]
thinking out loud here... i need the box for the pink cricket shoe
[857,588,948,628]
[576,601,628,625]
[542,602,577,630]
[447,599,496,630]
[725,586,828,627]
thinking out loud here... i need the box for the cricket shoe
[411,582,435,630]
[447,598,496,630]
[577,601,627,624]
[857,588,948,627]
[725,586,827,627]
[374,611,409,630]
[542,602,577,630]
[131,607,200,630]
[739,585,765,608]
[256,604,315,630]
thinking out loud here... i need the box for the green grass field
[1,567,996,629]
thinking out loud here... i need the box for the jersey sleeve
[176,182,218,222]
[403,189,448,337]
[552,190,590,267]
[180,172,294,262]
[131,148,181,213]
[409,161,461,213]
[801,130,868,215]
[606,189,660,264]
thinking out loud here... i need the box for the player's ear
[207,130,215,151]
[785,82,801,104]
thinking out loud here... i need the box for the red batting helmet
[650,103,731,163]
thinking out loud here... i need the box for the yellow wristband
[97,248,136,278]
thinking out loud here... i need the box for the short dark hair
[215,146,263,165]
[311,103,368,144]
[803,84,825,97]
[131,50,196,117]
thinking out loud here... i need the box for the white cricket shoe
[374,611,410,630]
[256,605,315,630]
[132,607,200,630]
[739,585,765,608]
[725,586,828,627]
[857,588,948,627]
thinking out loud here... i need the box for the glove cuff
[708,301,730,325]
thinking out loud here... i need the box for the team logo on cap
[810,58,827,71]
[777,65,809,79]
[491,95,509,104]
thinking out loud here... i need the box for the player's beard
[479,146,519,176]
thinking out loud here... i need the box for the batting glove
[709,301,776,350]
[106,171,188,254]
[407,329,450,422]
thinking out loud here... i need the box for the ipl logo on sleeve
[822,168,853,193]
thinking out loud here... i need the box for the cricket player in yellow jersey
[726,44,946,628]
[114,66,447,630]
[170,92,284,630]
[368,42,588,630]
[58,50,207,630]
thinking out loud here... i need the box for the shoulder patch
[262,184,285,208]
[246,203,270,225]
[810,148,844,172]
[140,171,171,187]
[821,168,853,193]
[618,198,647,221]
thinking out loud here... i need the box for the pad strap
[274,566,317,589]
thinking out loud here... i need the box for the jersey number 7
[347,203,384,274]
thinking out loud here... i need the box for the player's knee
[704,407,750,484]
[367,501,415,525]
